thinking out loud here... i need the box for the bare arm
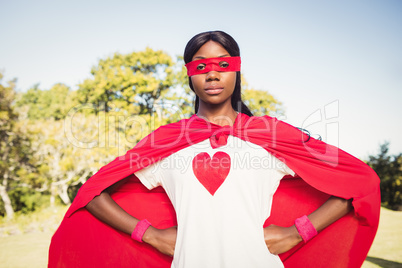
[86,191,139,234]
[85,179,177,256]
[308,196,353,232]
[264,196,353,255]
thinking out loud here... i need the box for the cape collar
[190,113,242,148]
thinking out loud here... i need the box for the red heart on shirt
[192,152,231,195]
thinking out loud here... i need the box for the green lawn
[362,208,402,268]
[0,207,401,267]
[0,232,53,268]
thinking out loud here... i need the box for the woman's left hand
[264,224,303,255]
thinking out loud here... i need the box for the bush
[367,142,402,211]
[0,187,50,217]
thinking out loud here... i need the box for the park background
[0,0,401,267]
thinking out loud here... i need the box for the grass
[0,232,54,268]
[0,205,67,268]
[362,207,402,268]
[0,205,68,236]
[0,206,401,267]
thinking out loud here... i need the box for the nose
[206,70,220,81]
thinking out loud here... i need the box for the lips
[204,85,224,95]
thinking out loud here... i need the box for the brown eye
[219,61,229,68]
[196,63,206,70]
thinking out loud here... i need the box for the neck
[197,102,238,126]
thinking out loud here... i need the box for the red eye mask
[185,56,241,77]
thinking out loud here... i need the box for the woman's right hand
[143,226,177,256]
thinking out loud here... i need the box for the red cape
[49,113,380,268]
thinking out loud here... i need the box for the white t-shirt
[135,135,294,268]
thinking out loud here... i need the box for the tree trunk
[0,176,14,220]
[58,183,71,205]
[50,183,57,207]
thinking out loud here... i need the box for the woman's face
[190,41,237,109]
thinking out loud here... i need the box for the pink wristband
[131,219,151,242]
[294,215,317,243]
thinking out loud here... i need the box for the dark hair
[184,31,253,116]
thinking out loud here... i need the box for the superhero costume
[49,113,380,268]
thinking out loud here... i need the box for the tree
[28,114,116,206]
[0,73,33,219]
[76,48,176,115]
[168,56,195,117]
[241,76,284,116]
[15,83,77,120]
[367,142,402,210]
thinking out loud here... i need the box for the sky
[1,0,401,159]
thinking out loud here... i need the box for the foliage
[76,48,177,115]
[242,89,284,116]
[7,187,49,214]
[367,142,402,211]
[27,115,117,205]
[241,76,284,116]
[167,56,194,117]
[15,83,77,120]
[0,72,36,219]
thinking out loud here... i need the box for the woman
[49,31,380,267]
